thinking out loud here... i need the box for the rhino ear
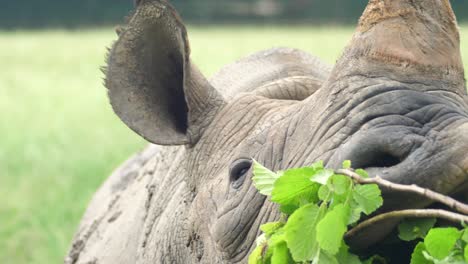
[105,1,224,146]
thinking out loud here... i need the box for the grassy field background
[1,25,467,264]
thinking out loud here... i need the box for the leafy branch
[250,161,468,264]
[336,169,468,215]
[346,209,468,240]
[336,168,468,246]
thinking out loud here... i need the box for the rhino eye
[229,158,252,188]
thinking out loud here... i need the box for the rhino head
[67,0,468,263]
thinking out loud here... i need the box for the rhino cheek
[199,173,277,262]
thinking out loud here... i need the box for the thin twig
[335,169,468,215]
[345,209,468,239]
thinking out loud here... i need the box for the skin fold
[66,0,468,263]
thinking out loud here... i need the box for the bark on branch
[345,209,468,239]
[335,169,468,215]
[334,169,468,240]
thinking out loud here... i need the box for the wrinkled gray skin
[66,0,468,263]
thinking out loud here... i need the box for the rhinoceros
[66,0,468,263]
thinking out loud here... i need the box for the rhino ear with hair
[105,1,224,146]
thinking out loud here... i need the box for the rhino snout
[334,118,468,250]
[327,97,468,210]
[454,123,468,181]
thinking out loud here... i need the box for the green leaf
[279,204,299,215]
[353,184,383,215]
[268,228,286,248]
[464,244,468,262]
[318,185,331,201]
[310,168,334,185]
[410,242,431,264]
[318,250,339,264]
[272,168,320,206]
[445,254,468,264]
[355,169,369,178]
[262,229,287,263]
[348,201,363,225]
[424,227,461,260]
[260,222,284,236]
[328,175,353,210]
[461,228,468,243]
[398,218,437,241]
[255,233,267,247]
[248,244,265,264]
[329,174,352,195]
[252,160,281,196]
[271,241,294,264]
[336,244,362,264]
[310,161,324,170]
[284,203,323,262]
[421,251,436,262]
[316,204,349,255]
[343,160,352,169]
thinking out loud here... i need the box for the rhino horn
[330,0,465,90]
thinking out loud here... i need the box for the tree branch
[346,209,468,239]
[335,169,468,215]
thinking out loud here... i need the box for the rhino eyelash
[229,158,253,188]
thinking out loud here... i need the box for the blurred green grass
[0,25,467,264]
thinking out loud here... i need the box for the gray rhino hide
[66,0,468,263]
